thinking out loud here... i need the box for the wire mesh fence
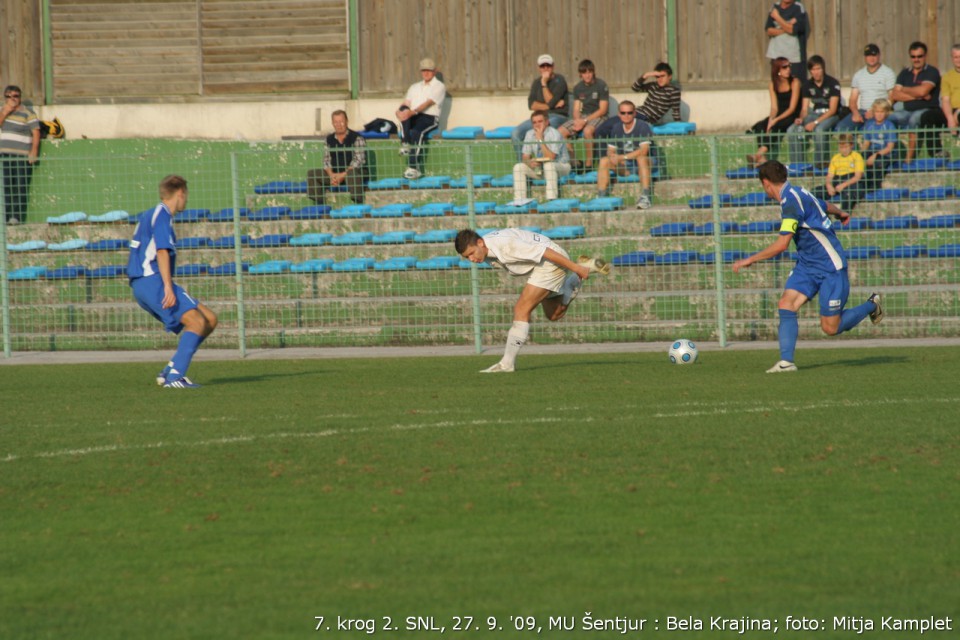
[2,129,959,356]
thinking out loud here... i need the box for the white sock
[501,321,530,368]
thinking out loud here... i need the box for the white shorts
[526,245,570,294]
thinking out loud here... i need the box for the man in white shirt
[396,58,446,180]
[835,44,897,132]
[455,228,609,373]
[512,110,571,205]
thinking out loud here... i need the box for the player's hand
[162,286,176,309]
[732,259,749,274]
[837,210,850,226]
[573,264,590,281]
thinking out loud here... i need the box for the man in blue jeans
[511,54,569,161]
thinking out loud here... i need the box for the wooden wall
[2,0,956,103]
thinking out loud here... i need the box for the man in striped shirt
[631,63,682,124]
[732,161,882,373]
[0,85,40,224]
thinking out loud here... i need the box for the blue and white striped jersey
[778,182,847,272]
[126,203,177,280]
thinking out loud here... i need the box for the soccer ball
[668,339,699,365]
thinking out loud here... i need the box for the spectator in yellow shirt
[813,134,865,211]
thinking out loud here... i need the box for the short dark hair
[757,160,788,185]
[618,99,636,111]
[454,229,481,255]
[807,55,826,71]
[331,109,348,120]
[3,85,22,95]
[654,62,673,76]
[578,59,595,74]
[530,109,549,122]
[159,174,188,200]
[909,41,928,54]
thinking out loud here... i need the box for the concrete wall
[35,89,802,141]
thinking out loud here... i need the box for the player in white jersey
[127,175,218,388]
[455,228,610,372]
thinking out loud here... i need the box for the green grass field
[2,347,959,639]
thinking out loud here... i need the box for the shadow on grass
[205,370,330,384]
[802,354,909,370]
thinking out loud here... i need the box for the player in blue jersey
[732,161,883,373]
[127,175,217,388]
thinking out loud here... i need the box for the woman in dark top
[747,57,802,167]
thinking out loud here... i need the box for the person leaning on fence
[454,228,608,373]
[732,160,882,374]
[0,85,41,225]
[786,55,842,168]
[511,110,571,205]
[558,59,609,174]
[887,41,941,162]
[811,133,865,212]
[396,57,445,180]
[747,57,801,168]
[917,43,960,157]
[596,100,654,209]
[511,54,569,161]
[307,110,367,205]
[127,175,218,389]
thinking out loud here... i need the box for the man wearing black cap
[835,44,897,132]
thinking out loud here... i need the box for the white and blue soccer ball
[668,339,699,365]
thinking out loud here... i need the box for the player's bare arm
[156,249,177,309]
[543,248,590,281]
[732,233,792,273]
[825,201,850,225]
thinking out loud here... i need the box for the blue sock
[778,309,798,363]
[168,331,203,380]
[836,299,875,334]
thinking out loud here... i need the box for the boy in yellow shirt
[814,133,866,212]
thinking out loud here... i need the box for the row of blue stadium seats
[355,122,696,142]
[726,158,960,180]
[613,243,960,266]
[688,187,957,209]
[11,242,957,281]
[651,214,960,237]
[7,226,587,254]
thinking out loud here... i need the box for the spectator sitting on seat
[511,110,571,205]
[558,59,609,174]
[747,57,802,167]
[918,42,960,158]
[888,41,940,162]
[835,44,896,132]
[812,134,865,212]
[860,98,899,189]
[765,0,810,82]
[631,62,681,125]
[596,100,655,210]
[787,55,842,168]
[396,57,446,180]
[307,110,367,205]
[511,54,569,161]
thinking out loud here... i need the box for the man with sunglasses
[0,85,41,224]
[596,100,654,209]
[511,54,568,161]
[888,42,941,161]
[834,44,896,133]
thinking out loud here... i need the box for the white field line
[3,397,954,463]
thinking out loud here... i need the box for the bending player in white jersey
[455,228,610,372]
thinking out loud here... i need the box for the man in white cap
[396,57,446,180]
[511,54,569,161]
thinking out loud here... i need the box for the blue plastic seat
[909,187,955,200]
[177,237,210,249]
[210,235,250,249]
[249,260,292,274]
[531,174,571,187]
[367,178,409,190]
[45,265,86,279]
[786,163,813,176]
[209,262,250,276]
[580,197,624,212]
[537,198,580,213]
[880,245,926,259]
[651,121,696,135]
[842,217,873,231]
[862,188,908,202]
[358,130,391,139]
[175,263,209,277]
[374,256,418,271]
[731,192,769,207]
[248,234,292,248]
[490,174,514,188]
[88,265,126,278]
[412,202,454,217]
[47,211,87,224]
[409,176,451,190]
[846,246,880,260]
[650,222,694,237]
[254,180,306,195]
[919,214,960,228]
[688,194,733,209]
[331,257,375,272]
[441,126,484,139]
[545,225,586,240]
[88,210,130,223]
[289,205,331,220]
[453,201,497,215]
[289,233,334,246]
[48,239,88,251]
[416,256,460,270]
[721,250,749,263]
[330,204,372,219]
[413,229,457,243]
[7,240,47,252]
[612,251,655,266]
[654,251,699,265]
[898,158,946,173]
[372,231,416,244]
[571,171,599,184]
[290,259,335,273]
[248,206,291,221]
[449,174,493,189]
[873,216,917,230]
[458,259,492,269]
[725,167,758,180]
[209,207,250,222]
[369,204,412,218]
[9,266,47,280]
[484,126,514,139]
[176,209,210,224]
[692,221,738,234]
[930,244,960,258]
[740,221,778,234]
[331,232,374,246]
[495,200,536,214]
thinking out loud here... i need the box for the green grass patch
[2,347,959,638]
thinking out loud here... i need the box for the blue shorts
[784,264,850,317]
[130,275,200,334]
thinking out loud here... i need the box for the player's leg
[482,284,552,373]
[768,286,809,372]
[165,288,215,386]
[825,271,880,335]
